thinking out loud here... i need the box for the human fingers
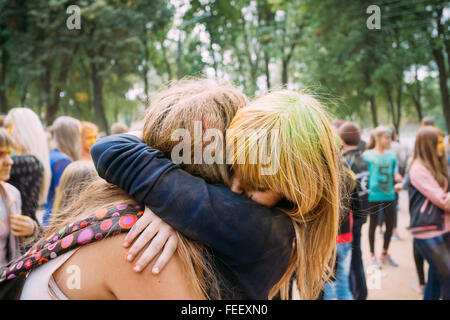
[125,220,160,262]
[123,207,154,248]
[132,227,172,273]
[151,233,178,275]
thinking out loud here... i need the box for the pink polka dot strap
[0,203,144,283]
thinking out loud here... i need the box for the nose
[230,179,244,195]
[6,154,13,166]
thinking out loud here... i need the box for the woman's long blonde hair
[50,116,81,161]
[226,90,341,300]
[44,78,248,299]
[5,108,51,204]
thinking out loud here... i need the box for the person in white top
[0,128,34,267]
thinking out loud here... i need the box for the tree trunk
[281,58,288,86]
[412,97,423,122]
[91,61,109,134]
[409,68,423,122]
[395,84,402,133]
[264,51,271,89]
[0,49,7,113]
[384,82,396,130]
[433,48,450,133]
[161,42,173,80]
[364,69,378,127]
[43,62,54,125]
[20,83,27,107]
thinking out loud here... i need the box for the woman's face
[378,133,391,150]
[230,176,283,208]
[82,127,98,151]
[0,147,13,182]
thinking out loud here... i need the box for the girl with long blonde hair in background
[4,108,50,241]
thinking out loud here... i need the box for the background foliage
[0,0,448,133]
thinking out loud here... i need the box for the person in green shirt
[363,126,403,269]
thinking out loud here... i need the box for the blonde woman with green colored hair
[92,88,341,300]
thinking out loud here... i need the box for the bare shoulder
[53,234,203,300]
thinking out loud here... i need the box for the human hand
[445,193,450,208]
[9,214,36,237]
[394,183,403,192]
[123,206,178,274]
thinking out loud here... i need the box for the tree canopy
[0,0,449,133]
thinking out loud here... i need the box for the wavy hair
[45,78,248,300]
[411,126,448,188]
[5,108,51,204]
[226,90,341,299]
[50,116,81,161]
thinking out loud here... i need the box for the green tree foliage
[0,0,448,133]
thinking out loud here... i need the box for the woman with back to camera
[408,126,450,299]
[43,116,82,228]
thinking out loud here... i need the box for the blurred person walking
[339,122,369,300]
[80,122,98,162]
[43,116,81,227]
[364,126,402,269]
[408,126,450,299]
